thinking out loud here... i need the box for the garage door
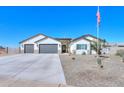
[39,44,58,53]
[24,44,34,53]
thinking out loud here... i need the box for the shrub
[116,49,124,57]
[72,57,76,60]
[82,52,86,55]
[97,57,102,65]
[100,65,104,68]
[122,55,124,62]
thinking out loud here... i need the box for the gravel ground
[0,54,14,57]
[60,54,124,87]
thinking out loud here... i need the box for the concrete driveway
[0,54,66,87]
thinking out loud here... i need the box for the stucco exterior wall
[70,39,91,55]
[20,35,45,51]
[91,50,97,54]
[36,38,62,54]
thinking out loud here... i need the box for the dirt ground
[60,54,124,87]
[0,76,66,87]
[0,54,14,57]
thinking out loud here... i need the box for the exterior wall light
[37,44,39,47]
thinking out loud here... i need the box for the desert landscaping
[60,54,124,87]
[1,45,124,87]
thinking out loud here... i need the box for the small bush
[97,57,102,65]
[116,49,124,57]
[82,52,86,55]
[72,57,76,60]
[122,56,124,62]
[100,65,104,68]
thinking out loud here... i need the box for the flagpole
[97,6,99,58]
[96,6,103,68]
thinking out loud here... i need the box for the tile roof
[55,38,72,40]
[19,33,105,44]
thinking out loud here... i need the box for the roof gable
[35,37,48,43]
[71,34,105,44]
[35,36,61,43]
[71,37,91,44]
[72,36,91,42]
[83,34,104,42]
[19,33,47,44]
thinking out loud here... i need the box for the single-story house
[0,46,6,54]
[19,33,105,54]
[103,43,124,55]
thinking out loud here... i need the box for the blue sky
[0,6,124,47]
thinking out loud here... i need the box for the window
[76,44,87,50]
[76,44,82,50]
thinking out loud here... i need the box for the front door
[62,45,66,53]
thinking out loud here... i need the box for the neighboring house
[0,46,6,54]
[104,43,124,55]
[19,33,105,54]
[0,46,5,49]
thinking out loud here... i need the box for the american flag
[96,7,101,25]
